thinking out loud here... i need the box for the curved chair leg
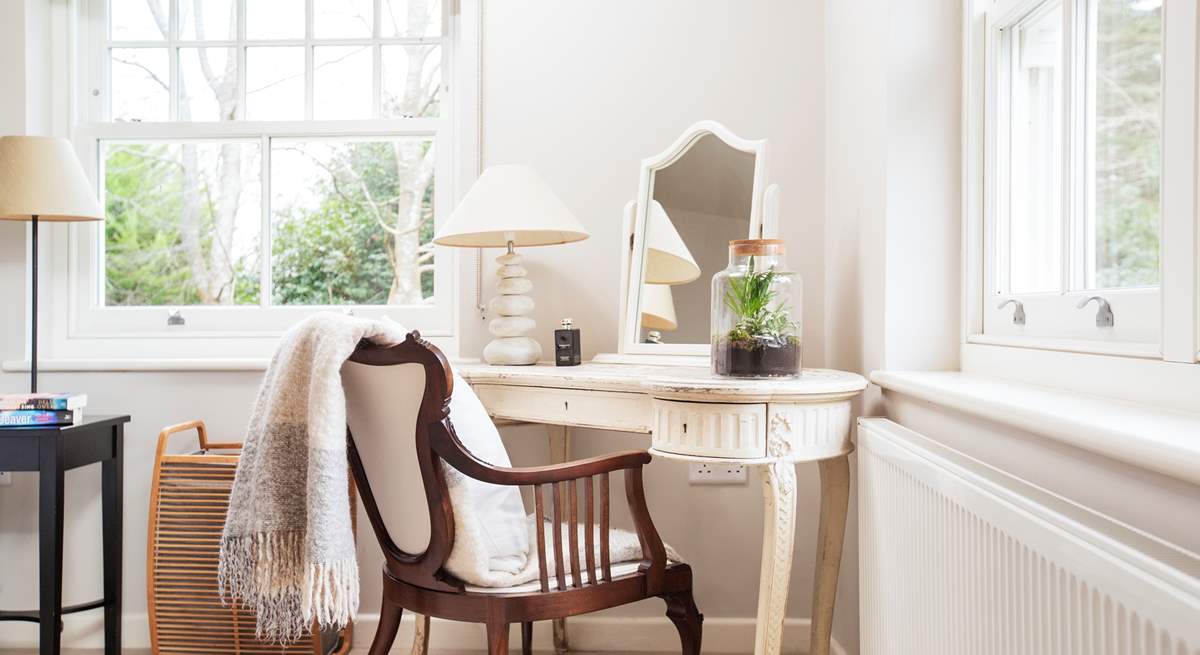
[486,619,510,655]
[663,591,703,655]
[521,621,534,655]
[369,598,404,655]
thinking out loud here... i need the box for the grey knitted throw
[218,313,404,642]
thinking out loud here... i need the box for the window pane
[381,45,441,118]
[1005,5,1063,294]
[271,138,436,305]
[246,47,305,121]
[103,142,262,306]
[179,48,238,121]
[110,0,167,41]
[179,0,236,41]
[1091,0,1161,288]
[314,0,374,38]
[246,0,306,40]
[382,0,442,37]
[110,48,170,122]
[313,46,373,120]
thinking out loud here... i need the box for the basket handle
[157,420,242,452]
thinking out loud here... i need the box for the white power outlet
[688,462,747,485]
[0,471,11,487]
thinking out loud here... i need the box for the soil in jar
[712,336,801,377]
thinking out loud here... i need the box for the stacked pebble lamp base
[484,249,542,365]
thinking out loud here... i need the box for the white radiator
[857,418,1200,655]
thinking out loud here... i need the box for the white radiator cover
[857,418,1200,655]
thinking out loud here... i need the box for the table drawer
[472,384,654,433]
[651,399,768,458]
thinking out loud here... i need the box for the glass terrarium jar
[711,239,802,377]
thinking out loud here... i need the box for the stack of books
[0,393,87,427]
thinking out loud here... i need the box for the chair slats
[567,480,582,588]
[600,472,612,582]
[584,476,597,586]
[551,481,567,591]
[534,483,549,593]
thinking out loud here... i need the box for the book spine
[0,399,74,410]
[0,410,76,426]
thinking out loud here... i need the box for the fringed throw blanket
[219,313,681,642]
[219,313,405,642]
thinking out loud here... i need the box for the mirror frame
[615,120,773,360]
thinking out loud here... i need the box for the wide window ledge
[2,358,271,372]
[870,370,1200,486]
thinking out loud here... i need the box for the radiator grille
[858,418,1200,655]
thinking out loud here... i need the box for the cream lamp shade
[644,200,699,285]
[0,136,104,222]
[433,165,589,247]
[640,283,678,331]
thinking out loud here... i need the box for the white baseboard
[352,613,849,655]
[0,612,848,655]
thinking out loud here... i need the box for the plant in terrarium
[712,251,802,377]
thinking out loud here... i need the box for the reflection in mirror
[637,133,756,345]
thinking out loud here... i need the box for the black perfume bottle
[555,318,581,366]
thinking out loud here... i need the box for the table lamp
[644,200,700,285]
[640,283,678,331]
[0,136,105,392]
[435,165,589,365]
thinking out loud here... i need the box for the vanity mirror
[613,121,775,360]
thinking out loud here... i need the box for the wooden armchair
[343,332,701,655]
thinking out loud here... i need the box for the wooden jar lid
[729,239,785,256]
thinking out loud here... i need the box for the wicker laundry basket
[147,420,353,655]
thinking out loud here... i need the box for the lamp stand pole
[30,214,38,393]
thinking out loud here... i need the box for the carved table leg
[752,461,797,655]
[548,425,572,655]
[410,612,430,655]
[810,456,850,655]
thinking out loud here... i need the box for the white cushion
[442,370,531,575]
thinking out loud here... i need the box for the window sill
[2,352,480,373]
[2,358,271,372]
[870,369,1200,486]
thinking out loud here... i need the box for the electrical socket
[688,462,747,485]
[0,471,11,487]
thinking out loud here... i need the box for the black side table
[0,415,129,655]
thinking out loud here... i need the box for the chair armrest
[431,419,668,593]
[430,413,649,484]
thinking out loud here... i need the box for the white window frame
[964,0,1198,365]
[39,0,480,363]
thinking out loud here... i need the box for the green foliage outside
[104,141,433,307]
[270,142,435,305]
[1094,0,1161,288]
[104,143,259,306]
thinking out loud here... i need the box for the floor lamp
[0,136,105,392]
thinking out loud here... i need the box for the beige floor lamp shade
[434,165,589,365]
[0,136,105,392]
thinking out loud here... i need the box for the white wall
[1,0,840,651]
[823,1,962,652]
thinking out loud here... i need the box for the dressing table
[454,121,865,655]
[457,362,865,655]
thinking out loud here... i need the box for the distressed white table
[434,362,865,655]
